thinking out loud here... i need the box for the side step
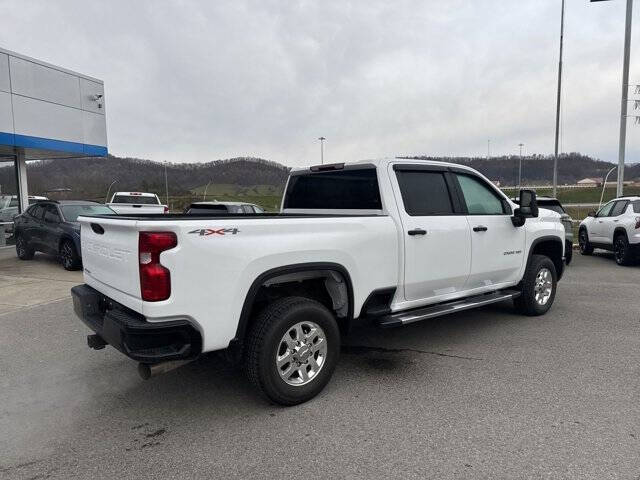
[377,289,521,328]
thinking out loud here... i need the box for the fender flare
[613,226,628,240]
[525,235,565,280]
[231,262,354,348]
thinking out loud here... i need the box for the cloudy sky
[0,0,638,167]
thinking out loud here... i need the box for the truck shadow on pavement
[101,299,519,414]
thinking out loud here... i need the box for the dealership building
[0,47,107,245]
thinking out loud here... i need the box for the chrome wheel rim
[61,243,73,268]
[276,321,327,386]
[534,267,553,306]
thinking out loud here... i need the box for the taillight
[139,232,177,301]
[635,217,640,229]
[164,206,169,213]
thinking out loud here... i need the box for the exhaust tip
[137,359,192,380]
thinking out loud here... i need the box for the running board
[377,289,521,328]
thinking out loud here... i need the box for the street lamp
[599,166,617,208]
[318,137,326,164]
[104,179,118,204]
[164,161,169,205]
[518,143,525,189]
[553,0,565,198]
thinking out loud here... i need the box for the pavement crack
[341,344,483,361]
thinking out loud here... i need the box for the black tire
[613,233,634,266]
[244,296,340,406]
[514,254,557,316]
[60,239,81,271]
[15,234,34,260]
[565,240,573,265]
[578,228,593,255]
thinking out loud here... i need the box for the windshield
[112,195,159,205]
[185,204,244,214]
[537,201,565,214]
[61,205,115,222]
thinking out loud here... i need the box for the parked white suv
[578,196,640,265]
[71,159,565,405]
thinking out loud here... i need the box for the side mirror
[512,189,538,227]
[588,210,596,217]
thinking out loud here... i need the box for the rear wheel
[514,254,557,316]
[60,240,81,270]
[15,235,34,260]
[613,233,634,266]
[579,229,593,255]
[244,296,340,406]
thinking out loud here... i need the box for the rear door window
[610,201,628,217]
[30,204,45,220]
[395,170,454,216]
[284,168,382,210]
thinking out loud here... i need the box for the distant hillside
[403,153,640,186]
[16,155,290,197]
[1,152,638,200]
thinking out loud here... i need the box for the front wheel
[60,240,81,271]
[579,229,593,255]
[514,254,557,316]
[244,296,340,406]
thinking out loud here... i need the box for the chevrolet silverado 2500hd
[71,159,565,405]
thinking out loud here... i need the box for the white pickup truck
[106,192,168,215]
[72,159,565,405]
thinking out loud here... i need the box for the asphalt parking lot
[1,250,639,479]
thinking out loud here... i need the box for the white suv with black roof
[578,196,640,265]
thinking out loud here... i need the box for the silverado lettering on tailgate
[85,241,132,261]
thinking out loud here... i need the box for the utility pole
[590,0,635,197]
[318,137,326,164]
[518,143,525,189]
[617,0,634,197]
[553,0,565,198]
[164,161,169,206]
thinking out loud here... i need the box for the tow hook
[87,334,107,350]
[138,359,193,380]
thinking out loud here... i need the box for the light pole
[553,0,565,198]
[487,139,491,159]
[164,161,169,205]
[104,179,118,204]
[318,137,326,164]
[518,143,525,189]
[599,166,617,208]
[590,0,635,196]
[203,180,212,200]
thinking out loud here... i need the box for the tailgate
[108,204,166,215]
[79,216,141,299]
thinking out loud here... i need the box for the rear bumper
[71,284,201,363]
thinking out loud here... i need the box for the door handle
[473,225,488,232]
[408,228,427,236]
[613,219,619,222]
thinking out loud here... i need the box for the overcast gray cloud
[0,0,638,166]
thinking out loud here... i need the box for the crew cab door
[390,164,471,302]
[451,172,525,289]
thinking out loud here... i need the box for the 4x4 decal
[188,228,240,236]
